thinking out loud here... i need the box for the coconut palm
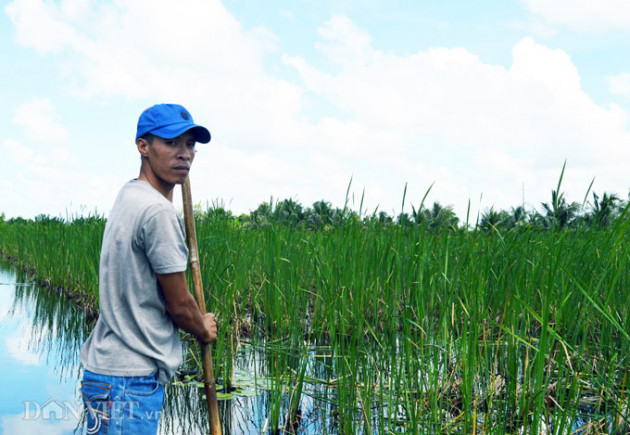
[539,189,580,229]
[509,206,528,227]
[303,200,333,230]
[204,206,233,222]
[587,192,621,228]
[378,211,393,225]
[479,207,510,232]
[250,201,273,228]
[273,198,304,226]
[413,202,459,232]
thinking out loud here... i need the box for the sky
[1,0,630,221]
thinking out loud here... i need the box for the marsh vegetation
[1,179,630,433]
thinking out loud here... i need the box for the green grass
[1,212,630,433]
[0,216,102,317]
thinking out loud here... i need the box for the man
[80,103,217,434]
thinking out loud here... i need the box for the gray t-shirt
[80,179,189,384]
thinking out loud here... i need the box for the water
[0,258,622,434]
[0,260,322,435]
[0,261,264,435]
[0,261,84,434]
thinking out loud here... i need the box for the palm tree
[273,198,304,226]
[304,200,333,230]
[250,201,273,228]
[411,202,459,231]
[587,192,620,228]
[509,206,528,228]
[479,207,510,232]
[204,206,233,222]
[330,207,349,226]
[378,211,393,225]
[539,189,580,229]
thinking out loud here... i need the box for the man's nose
[177,146,193,160]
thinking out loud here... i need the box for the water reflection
[0,260,85,434]
[5,254,622,435]
[0,259,325,434]
[0,256,620,434]
[163,341,332,434]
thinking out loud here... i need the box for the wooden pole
[181,176,222,435]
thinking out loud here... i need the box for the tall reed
[1,208,629,432]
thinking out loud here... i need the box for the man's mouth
[173,166,190,175]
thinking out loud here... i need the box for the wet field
[0,260,325,434]
[2,215,630,434]
[1,254,627,435]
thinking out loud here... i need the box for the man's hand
[201,313,218,344]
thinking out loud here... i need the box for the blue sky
[2,0,630,220]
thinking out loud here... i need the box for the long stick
[181,176,222,435]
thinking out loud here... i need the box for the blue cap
[135,104,211,143]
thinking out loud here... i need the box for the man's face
[140,132,197,186]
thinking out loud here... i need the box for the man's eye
[165,141,176,146]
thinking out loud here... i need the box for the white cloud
[606,73,630,98]
[1,138,122,218]
[315,15,373,68]
[2,138,34,162]
[521,0,630,32]
[4,0,301,141]
[5,333,42,366]
[1,411,79,435]
[3,311,43,366]
[4,3,630,218]
[5,0,78,54]
[284,18,630,214]
[12,98,68,142]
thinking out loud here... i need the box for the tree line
[3,188,627,233]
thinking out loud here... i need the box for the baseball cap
[135,104,211,143]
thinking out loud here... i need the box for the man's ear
[136,138,149,158]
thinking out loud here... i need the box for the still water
[0,260,314,435]
[0,260,84,434]
[0,258,610,434]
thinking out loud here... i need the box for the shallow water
[0,260,84,434]
[0,258,622,434]
[0,261,320,434]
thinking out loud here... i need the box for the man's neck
[138,167,174,201]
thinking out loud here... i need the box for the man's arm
[157,271,217,344]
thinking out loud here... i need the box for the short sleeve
[141,206,189,274]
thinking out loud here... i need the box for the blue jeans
[81,370,164,434]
